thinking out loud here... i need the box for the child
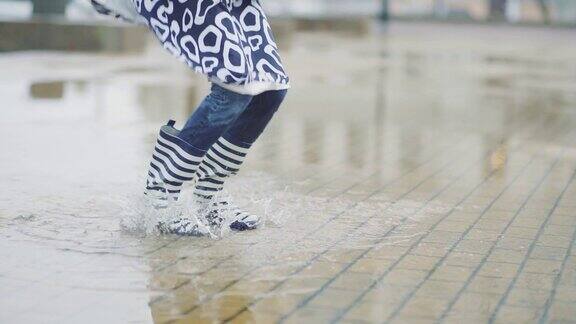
[91,0,289,235]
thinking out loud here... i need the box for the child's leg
[180,84,254,151]
[193,89,288,230]
[145,84,253,204]
[220,89,288,145]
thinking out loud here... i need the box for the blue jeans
[179,84,287,151]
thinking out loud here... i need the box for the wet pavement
[1,22,576,323]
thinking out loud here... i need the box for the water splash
[117,171,329,239]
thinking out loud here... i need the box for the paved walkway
[0,22,575,323]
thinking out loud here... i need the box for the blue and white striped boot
[193,137,261,231]
[145,120,208,236]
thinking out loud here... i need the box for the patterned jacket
[90,0,142,23]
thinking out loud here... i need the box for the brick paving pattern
[0,22,575,323]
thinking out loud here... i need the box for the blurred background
[1,0,576,24]
[1,0,575,189]
[0,0,575,60]
[1,2,576,323]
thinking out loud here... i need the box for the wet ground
[1,22,576,323]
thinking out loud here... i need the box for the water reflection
[304,120,322,165]
[29,81,64,99]
[1,23,576,323]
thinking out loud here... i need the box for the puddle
[29,81,65,99]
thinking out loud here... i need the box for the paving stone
[343,300,399,322]
[417,280,465,299]
[348,257,394,275]
[398,296,450,319]
[547,301,576,322]
[429,265,474,282]
[515,272,556,291]
[478,262,521,279]
[467,275,513,294]
[506,288,550,308]
[395,255,441,271]
[380,269,429,287]
[530,246,568,261]
[523,258,563,275]
[451,292,502,314]
[443,251,485,268]
[487,248,529,264]
[492,305,542,324]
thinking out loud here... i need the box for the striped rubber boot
[193,137,261,231]
[145,120,208,236]
[145,120,203,202]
